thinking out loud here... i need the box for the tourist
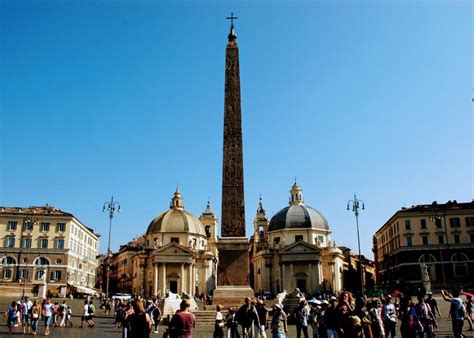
[338,292,354,312]
[30,298,42,335]
[42,297,53,336]
[353,297,373,338]
[5,301,19,334]
[105,299,112,316]
[414,294,436,337]
[225,307,239,338]
[88,300,96,327]
[382,296,396,338]
[317,300,329,338]
[115,300,125,328]
[466,294,473,331]
[168,299,196,337]
[293,300,309,338]
[271,303,287,338]
[80,299,95,328]
[235,297,260,338]
[152,301,162,334]
[425,292,440,318]
[21,296,33,334]
[52,301,59,327]
[441,289,467,338]
[399,297,417,338]
[129,299,153,338]
[213,304,225,338]
[368,300,384,338]
[256,299,268,338]
[324,297,340,338]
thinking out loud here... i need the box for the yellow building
[0,205,100,297]
[373,200,474,289]
[107,189,219,297]
[250,182,345,295]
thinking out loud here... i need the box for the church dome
[146,189,206,236]
[268,183,330,232]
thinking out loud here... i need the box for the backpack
[88,304,95,314]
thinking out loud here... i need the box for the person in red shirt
[168,299,196,338]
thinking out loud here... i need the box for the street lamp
[20,216,38,299]
[102,196,120,301]
[347,193,365,297]
[429,201,446,289]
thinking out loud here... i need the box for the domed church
[112,189,219,297]
[250,182,344,295]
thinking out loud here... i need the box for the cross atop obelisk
[226,12,238,41]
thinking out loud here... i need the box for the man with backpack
[442,289,467,338]
[293,300,309,338]
[235,297,260,338]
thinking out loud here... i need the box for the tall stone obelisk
[214,14,253,306]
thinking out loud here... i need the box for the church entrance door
[296,279,306,293]
[169,280,178,293]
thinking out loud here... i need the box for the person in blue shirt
[442,289,467,338]
[5,301,19,334]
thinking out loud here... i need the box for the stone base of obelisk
[213,237,254,308]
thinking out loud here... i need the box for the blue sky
[0,0,472,257]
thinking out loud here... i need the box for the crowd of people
[3,288,473,337]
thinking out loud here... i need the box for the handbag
[32,313,39,319]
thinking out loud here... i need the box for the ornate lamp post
[347,194,365,296]
[430,201,446,289]
[102,196,120,301]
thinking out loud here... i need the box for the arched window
[451,252,469,278]
[418,254,437,263]
[1,256,16,265]
[34,257,50,266]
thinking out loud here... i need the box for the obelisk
[214,13,253,306]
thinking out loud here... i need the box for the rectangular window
[50,271,62,281]
[465,217,474,227]
[22,237,32,248]
[36,270,45,280]
[6,236,15,247]
[318,235,325,244]
[450,218,461,228]
[406,236,413,246]
[295,235,303,242]
[19,269,28,279]
[24,221,34,231]
[3,269,12,279]
[454,234,460,244]
[274,237,280,245]
[420,219,427,229]
[7,221,17,231]
[57,223,66,232]
[39,238,48,248]
[55,239,64,249]
[405,220,411,230]
[170,237,179,244]
[470,234,474,243]
[438,235,445,244]
[422,236,429,245]
[40,222,50,232]
[435,218,442,228]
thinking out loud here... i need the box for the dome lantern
[170,187,184,210]
[289,180,304,206]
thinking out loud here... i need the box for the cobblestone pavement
[0,296,473,337]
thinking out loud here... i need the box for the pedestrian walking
[30,298,42,335]
[324,297,340,338]
[225,307,240,338]
[42,297,53,336]
[129,299,152,338]
[21,296,33,334]
[168,299,196,338]
[270,303,287,338]
[414,295,436,338]
[382,296,396,338]
[441,289,467,338]
[152,301,162,334]
[214,304,225,338]
[235,297,260,338]
[293,300,309,338]
[4,301,19,334]
[256,299,268,338]
[368,300,384,338]
[466,294,473,331]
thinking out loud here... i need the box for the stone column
[191,264,195,295]
[282,264,286,291]
[154,264,158,296]
[161,263,166,293]
[308,263,313,293]
[266,265,271,292]
[188,263,193,295]
[180,263,185,294]
[289,263,294,289]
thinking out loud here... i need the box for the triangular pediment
[154,242,193,255]
[280,241,321,254]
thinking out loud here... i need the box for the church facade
[106,190,219,297]
[250,183,345,295]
